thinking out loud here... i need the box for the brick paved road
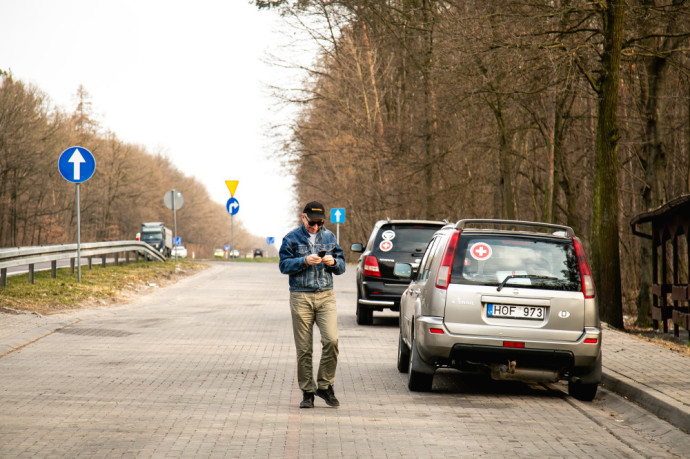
[1,263,687,458]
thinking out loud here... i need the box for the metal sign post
[58,146,96,282]
[76,183,81,281]
[225,181,240,256]
[226,197,240,254]
[164,190,184,259]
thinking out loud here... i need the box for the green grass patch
[0,260,207,315]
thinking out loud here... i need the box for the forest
[261,0,690,328]
[0,73,264,259]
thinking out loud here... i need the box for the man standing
[279,201,346,408]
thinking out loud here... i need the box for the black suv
[351,219,446,325]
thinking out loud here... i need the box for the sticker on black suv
[379,240,393,252]
[381,230,396,240]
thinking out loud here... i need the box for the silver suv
[395,219,601,401]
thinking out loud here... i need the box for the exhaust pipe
[490,361,560,383]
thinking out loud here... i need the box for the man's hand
[305,254,335,266]
[305,254,322,266]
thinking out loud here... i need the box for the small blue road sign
[224,244,230,251]
[226,197,240,215]
[174,237,181,246]
[58,146,96,183]
[266,237,274,245]
[330,208,345,224]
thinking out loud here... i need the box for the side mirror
[350,243,364,253]
[394,263,412,279]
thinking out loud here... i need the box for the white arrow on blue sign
[330,208,345,224]
[226,197,240,215]
[58,146,96,183]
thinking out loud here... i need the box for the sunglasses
[304,217,324,227]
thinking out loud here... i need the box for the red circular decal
[470,242,492,261]
[379,240,393,252]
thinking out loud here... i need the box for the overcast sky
[0,0,315,244]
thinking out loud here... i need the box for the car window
[417,236,441,281]
[450,235,581,291]
[373,225,441,253]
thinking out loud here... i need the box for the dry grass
[0,260,208,316]
[622,316,690,357]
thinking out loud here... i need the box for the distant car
[170,245,187,258]
[230,249,240,258]
[253,248,263,258]
[350,219,446,325]
[214,249,225,258]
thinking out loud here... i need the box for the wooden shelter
[631,194,690,341]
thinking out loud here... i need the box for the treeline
[0,72,263,257]
[263,0,690,327]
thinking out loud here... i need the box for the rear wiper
[496,274,559,292]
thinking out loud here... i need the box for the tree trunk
[591,0,625,329]
[421,0,437,219]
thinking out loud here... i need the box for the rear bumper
[359,278,407,310]
[414,316,601,372]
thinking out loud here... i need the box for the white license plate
[487,303,545,320]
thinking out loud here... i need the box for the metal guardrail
[0,240,166,287]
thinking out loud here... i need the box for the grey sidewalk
[2,292,689,434]
[601,325,690,433]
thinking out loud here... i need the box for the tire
[355,289,373,325]
[397,332,410,373]
[568,380,598,401]
[408,335,434,391]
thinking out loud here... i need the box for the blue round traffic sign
[58,146,96,183]
[226,197,240,215]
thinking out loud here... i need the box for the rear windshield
[372,225,441,253]
[450,235,581,292]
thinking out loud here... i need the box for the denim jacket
[279,225,346,292]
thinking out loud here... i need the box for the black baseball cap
[303,201,327,220]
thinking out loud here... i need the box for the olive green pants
[290,290,339,393]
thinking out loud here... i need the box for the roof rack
[454,219,574,237]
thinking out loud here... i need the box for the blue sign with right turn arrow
[226,197,240,215]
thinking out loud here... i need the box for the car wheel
[397,332,410,373]
[568,380,598,401]
[407,334,433,391]
[356,289,373,325]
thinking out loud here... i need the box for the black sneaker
[300,391,315,409]
[316,385,340,407]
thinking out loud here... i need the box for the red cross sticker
[470,242,492,261]
[379,240,393,252]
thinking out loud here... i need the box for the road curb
[602,369,690,434]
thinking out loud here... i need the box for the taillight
[435,230,461,289]
[572,237,595,299]
[363,255,381,277]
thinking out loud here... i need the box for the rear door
[372,224,442,281]
[402,235,444,342]
[443,234,586,342]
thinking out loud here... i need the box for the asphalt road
[0,263,687,457]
